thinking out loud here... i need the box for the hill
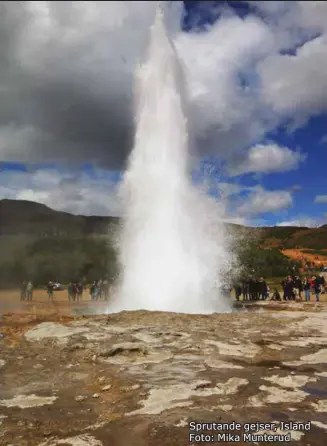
[0,199,326,286]
[0,199,119,236]
[1,199,327,249]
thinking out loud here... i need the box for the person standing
[67,282,73,302]
[90,281,98,300]
[255,278,259,300]
[303,277,311,302]
[77,282,83,302]
[72,282,78,302]
[26,281,33,301]
[47,281,54,302]
[248,278,255,300]
[284,276,294,300]
[20,281,27,301]
[314,280,321,302]
[318,274,325,294]
[281,279,286,300]
[310,276,316,295]
[295,276,303,300]
[266,284,270,300]
[258,277,267,300]
[242,279,249,301]
[234,283,242,301]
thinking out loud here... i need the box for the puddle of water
[303,386,327,397]
[270,411,289,420]
[233,303,269,313]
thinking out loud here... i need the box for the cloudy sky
[0,0,327,227]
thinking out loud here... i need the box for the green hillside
[0,199,326,287]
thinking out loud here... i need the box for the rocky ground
[1,302,327,445]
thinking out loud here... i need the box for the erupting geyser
[110,5,233,314]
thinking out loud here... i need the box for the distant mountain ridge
[0,199,119,236]
[0,199,327,251]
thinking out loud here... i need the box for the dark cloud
[0,2,157,167]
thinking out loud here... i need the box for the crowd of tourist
[20,272,326,304]
[20,279,111,302]
[234,274,326,302]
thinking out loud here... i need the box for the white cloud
[314,195,327,203]
[277,218,320,228]
[321,135,327,144]
[228,143,305,176]
[238,187,293,216]
[175,12,275,158]
[175,1,327,151]
[258,36,327,123]
[254,1,327,126]
[0,168,122,216]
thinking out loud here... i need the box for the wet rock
[0,414,7,427]
[0,394,57,409]
[38,433,103,445]
[99,342,148,357]
[33,363,44,369]
[284,349,327,366]
[25,322,89,346]
[204,339,261,358]
[312,420,327,430]
[220,405,233,412]
[204,358,243,369]
[75,395,86,402]
[174,418,188,427]
[120,384,141,392]
[128,377,248,415]
[248,385,308,406]
[101,385,111,391]
[66,343,86,351]
[263,374,316,388]
[311,400,327,412]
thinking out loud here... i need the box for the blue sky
[0,1,326,226]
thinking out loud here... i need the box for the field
[282,248,327,266]
[1,285,327,316]
[0,288,111,317]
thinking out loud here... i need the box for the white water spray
[110,6,233,314]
